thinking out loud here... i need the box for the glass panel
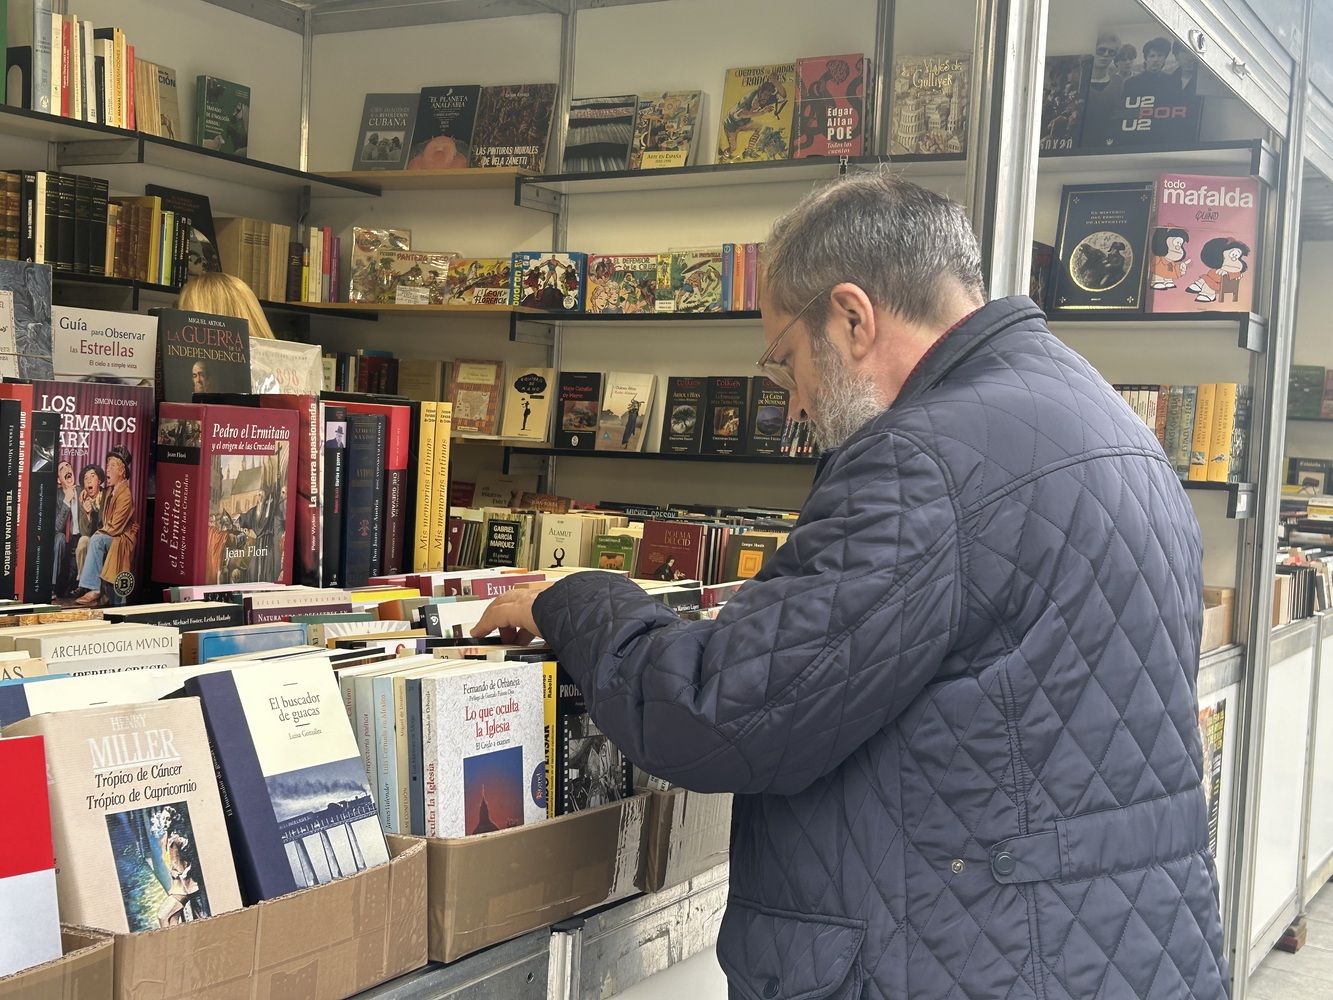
[1313,1,1333,102]
[1241,0,1305,60]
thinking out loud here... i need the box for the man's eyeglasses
[756,289,825,393]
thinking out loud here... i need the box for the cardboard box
[639,789,732,894]
[109,836,425,1000]
[1202,586,1236,652]
[427,794,648,963]
[0,927,113,1000]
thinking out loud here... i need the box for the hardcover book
[660,376,707,454]
[186,659,390,903]
[746,376,791,457]
[342,400,412,577]
[322,403,346,587]
[0,734,62,978]
[469,83,558,171]
[1082,24,1203,148]
[563,95,638,172]
[408,85,480,170]
[27,410,58,606]
[702,376,749,456]
[586,254,657,314]
[144,184,222,276]
[717,63,796,163]
[511,251,587,312]
[449,359,503,436]
[554,371,601,451]
[1050,182,1154,312]
[1289,366,1326,419]
[635,520,706,581]
[0,259,53,380]
[259,395,321,587]
[152,402,299,587]
[51,306,157,384]
[341,413,385,588]
[348,227,411,303]
[194,75,250,156]
[5,698,244,932]
[595,372,656,453]
[889,53,970,155]
[1039,55,1092,152]
[250,340,324,395]
[1148,173,1259,313]
[353,93,420,171]
[156,308,252,402]
[103,600,244,633]
[629,91,703,169]
[157,63,183,140]
[655,248,723,313]
[794,54,867,158]
[499,366,553,442]
[445,257,511,305]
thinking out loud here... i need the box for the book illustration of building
[208,448,288,585]
[268,757,388,888]
[463,746,524,835]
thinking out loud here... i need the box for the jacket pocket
[716,898,866,1000]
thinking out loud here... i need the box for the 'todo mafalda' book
[186,659,390,903]
[1148,173,1259,314]
[5,698,243,932]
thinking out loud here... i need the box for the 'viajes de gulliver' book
[889,54,970,155]
[5,698,244,932]
[186,659,390,903]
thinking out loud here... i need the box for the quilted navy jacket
[534,296,1229,1000]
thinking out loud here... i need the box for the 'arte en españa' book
[408,85,480,170]
[717,63,796,163]
[554,371,601,451]
[187,659,390,903]
[469,83,558,171]
[0,734,62,977]
[5,698,244,932]
[153,402,299,587]
[156,308,252,403]
[889,54,970,155]
[353,93,420,171]
[794,54,868,158]
[1148,173,1259,314]
[562,95,638,173]
[595,372,655,453]
[628,91,703,170]
[1050,182,1154,312]
[1040,55,1093,152]
[586,254,657,314]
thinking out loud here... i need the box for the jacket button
[951,859,965,874]
[762,978,780,998]
[993,851,1016,877]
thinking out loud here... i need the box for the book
[51,306,157,385]
[103,600,244,633]
[592,533,636,572]
[353,93,420,171]
[1050,182,1154,312]
[1148,174,1259,313]
[0,734,62,977]
[586,254,657,314]
[347,226,412,304]
[26,410,58,606]
[4,1,56,115]
[0,259,53,380]
[449,359,503,436]
[511,251,586,312]
[186,659,390,902]
[1030,241,1055,309]
[194,75,250,156]
[250,339,324,395]
[655,247,723,313]
[156,308,252,402]
[629,91,703,169]
[722,533,779,581]
[889,54,970,155]
[322,404,346,587]
[1188,383,1217,482]
[702,376,749,456]
[342,413,385,588]
[595,372,655,452]
[498,367,553,442]
[342,400,412,577]
[408,85,480,170]
[1081,24,1202,148]
[156,63,183,140]
[1207,382,1247,484]
[717,63,796,163]
[0,398,20,600]
[470,83,557,170]
[428,404,452,572]
[1039,55,1092,151]
[746,376,792,457]
[6,698,244,932]
[794,54,867,158]
[182,621,307,664]
[152,402,299,587]
[144,184,222,277]
[553,371,601,451]
[635,520,707,582]
[259,395,321,587]
[536,513,591,570]
[373,250,456,305]
[33,379,153,605]
[481,516,523,569]
[553,669,633,815]
[660,376,707,454]
[445,257,511,305]
[563,94,639,172]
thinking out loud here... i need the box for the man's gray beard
[808,339,886,451]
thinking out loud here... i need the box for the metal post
[870,0,895,157]
[299,9,314,172]
[546,921,582,1000]
[964,0,1049,298]
[1226,1,1313,994]
[547,0,577,183]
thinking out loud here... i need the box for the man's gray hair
[764,171,986,330]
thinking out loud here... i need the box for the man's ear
[829,282,876,361]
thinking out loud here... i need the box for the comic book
[1148,173,1259,313]
[585,254,658,314]
[654,248,723,314]
[717,65,796,163]
[445,258,512,306]
[347,227,411,304]
[889,54,970,155]
[355,251,456,305]
[794,54,868,158]
[510,252,588,312]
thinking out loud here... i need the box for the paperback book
[499,366,553,442]
[1050,182,1154,312]
[746,376,791,457]
[449,359,503,436]
[702,376,749,456]
[655,248,723,313]
[595,372,656,453]
[554,371,601,451]
[660,376,707,454]
[889,53,970,155]
[586,254,658,314]
[551,667,634,815]
[354,93,420,171]
[794,54,867,158]
[446,257,511,305]
[156,308,252,402]
[194,75,250,156]
[717,63,796,163]
[563,95,638,172]
[469,83,558,171]
[629,91,703,169]
[408,85,481,170]
[0,259,54,380]
[1148,173,1259,313]
[511,252,587,312]
[51,306,157,385]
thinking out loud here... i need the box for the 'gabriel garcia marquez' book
[469,84,558,171]
[5,698,244,932]
[152,402,299,588]
[353,93,420,171]
[156,308,252,403]
[1050,182,1154,312]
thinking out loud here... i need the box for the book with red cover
[471,572,545,599]
[633,520,707,582]
[0,734,62,977]
[794,54,867,158]
[258,394,321,587]
[342,399,411,575]
[153,402,299,587]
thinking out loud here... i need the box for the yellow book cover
[717,63,796,163]
[415,401,438,572]
[543,660,557,817]
[429,403,453,570]
[1207,382,1239,483]
[1188,383,1216,481]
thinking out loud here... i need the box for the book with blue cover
[185,621,309,664]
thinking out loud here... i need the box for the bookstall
[0,0,1328,998]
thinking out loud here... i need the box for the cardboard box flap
[642,790,732,894]
[0,925,114,1000]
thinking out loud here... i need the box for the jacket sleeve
[532,428,963,796]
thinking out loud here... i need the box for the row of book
[1113,382,1250,484]
[1288,365,1333,421]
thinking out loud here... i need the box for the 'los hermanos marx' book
[187,659,390,903]
[153,402,299,588]
[6,698,244,932]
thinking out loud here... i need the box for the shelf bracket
[1257,143,1280,189]
[1229,484,1256,520]
[56,137,142,168]
[517,182,563,215]
[510,318,556,346]
[1239,313,1267,353]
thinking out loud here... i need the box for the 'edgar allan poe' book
[156,308,252,403]
[794,54,867,158]
[152,402,299,588]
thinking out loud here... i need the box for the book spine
[26,412,57,603]
[383,467,405,577]
[329,235,341,303]
[35,172,51,266]
[745,244,758,310]
[341,415,383,588]
[321,226,332,302]
[71,174,89,274]
[406,677,426,836]
[124,43,135,131]
[151,409,205,585]
[544,661,557,818]
[373,673,398,833]
[88,178,108,277]
[285,241,303,303]
[415,402,436,573]
[1207,383,1239,483]
[422,678,438,837]
[1188,384,1216,482]
[112,31,125,128]
[7,401,28,604]
[94,50,105,126]
[65,16,78,120]
[321,408,345,588]
[54,172,74,273]
[353,676,378,801]
[394,675,413,837]
[1230,385,1252,485]
[30,3,52,116]
[57,14,68,118]
[0,402,19,600]
[369,418,386,575]
[429,405,452,572]
[82,20,95,124]
[18,173,36,261]
[721,243,734,311]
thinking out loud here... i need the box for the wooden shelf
[319,167,533,193]
[291,302,544,317]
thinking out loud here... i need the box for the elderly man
[475,174,1227,999]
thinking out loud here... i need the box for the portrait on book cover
[107,803,214,930]
[463,746,525,835]
[267,757,387,888]
[755,405,785,438]
[207,447,289,585]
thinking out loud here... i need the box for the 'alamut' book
[6,698,244,932]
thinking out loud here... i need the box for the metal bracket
[510,318,557,346]
[1229,484,1256,520]
[547,920,584,1000]
[1256,144,1280,189]
[1239,313,1268,353]
[56,137,142,167]
[517,181,564,215]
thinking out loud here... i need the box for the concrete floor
[1248,884,1333,999]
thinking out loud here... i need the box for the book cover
[554,672,632,815]
[1050,182,1154,312]
[373,250,456,306]
[595,372,655,452]
[258,395,321,587]
[51,306,157,385]
[194,75,250,156]
[187,660,389,902]
[722,533,778,581]
[445,257,511,305]
[1188,383,1216,481]
[511,251,587,312]
[1030,241,1055,309]
[0,388,30,604]
[152,402,298,587]
[353,92,419,171]
[5,698,243,932]
[481,516,522,569]
[0,259,53,380]
[470,83,557,170]
[0,734,62,977]
[746,376,791,456]
[103,601,244,633]
[408,85,480,170]
[702,376,749,456]
[187,621,307,664]
[536,513,589,570]
[144,184,222,276]
[499,366,553,442]
[635,520,706,581]
[660,376,707,454]
[889,54,970,155]
[342,400,412,576]
[656,248,723,313]
[554,371,601,451]
[322,404,346,587]
[592,533,635,572]
[1039,55,1092,152]
[1082,25,1203,148]
[717,63,796,163]
[1148,173,1259,313]
[250,339,324,395]
[448,359,503,436]
[586,254,657,314]
[347,226,411,304]
[629,91,703,169]
[342,413,385,588]
[563,94,638,172]
[794,54,867,158]
[26,410,58,606]
[156,308,252,402]
[34,379,152,606]
[156,63,182,139]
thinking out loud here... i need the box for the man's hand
[470,586,550,645]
